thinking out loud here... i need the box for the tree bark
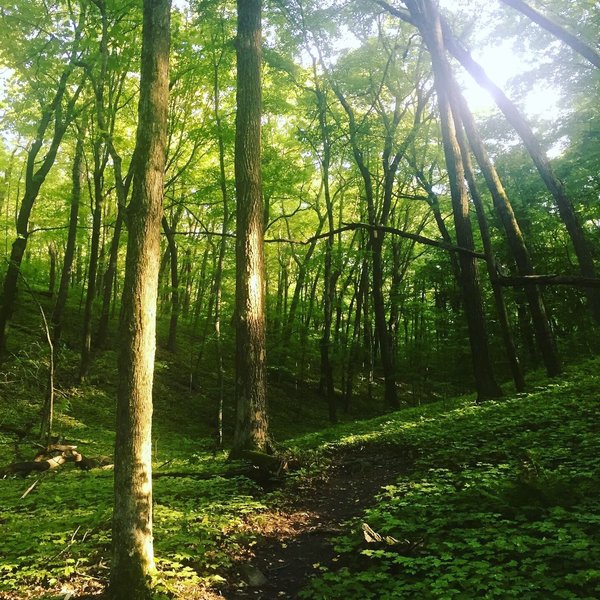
[409,0,503,400]
[232,0,270,455]
[110,0,170,597]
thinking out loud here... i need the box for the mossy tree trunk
[110,0,170,597]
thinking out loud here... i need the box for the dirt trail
[223,446,411,599]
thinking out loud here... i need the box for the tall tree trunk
[442,23,600,323]
[110,0,170,597]
[313,85,338,423]
[452,111,526,391]
[52,133,84,346]
[232,0,270,455]
[210,46,231,445]
[79,174,103,381]
[450,84,561,376]
[411,0,503,400]
[80,1,110,379]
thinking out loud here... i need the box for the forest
[0,0,599,598]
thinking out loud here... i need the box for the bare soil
[222,444,413,599]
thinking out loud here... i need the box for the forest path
[222,445,410,599]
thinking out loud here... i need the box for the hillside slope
[0,358,599,598]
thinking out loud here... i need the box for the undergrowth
[1,347,599,598]
[298,358,600,599]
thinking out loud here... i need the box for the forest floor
[222,444,412,599]
[1,342,600,599]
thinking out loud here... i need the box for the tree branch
[494,274,600,288]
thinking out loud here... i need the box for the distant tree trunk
[412,0,503,400]
[332,87,399,409]
[499,0,600,69]
[209,39,231,444]
[52,134,84,346]
[80,1,111,379]
[110,0,170,597]
[411,165,461,281]
[162,215,179,352]
[96,147,132,349]
[282,213,324,343]
[181,248,192,318]
[79,173,103,381]
[192,243,210,332]
[231,0,270,455]
[213,185,229,447]
[0,148,16,218]
[313,85,338,423]
[48,243,57,298]
[95,205,124,348]
[93,0,134,349]
[344,254,369,410]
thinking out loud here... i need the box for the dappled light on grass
[300,359,600,599]
[1,358,599,597]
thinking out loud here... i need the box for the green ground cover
[0,355,598,598]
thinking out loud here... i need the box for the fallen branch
[494,274,600,288]
[20,478,39,499]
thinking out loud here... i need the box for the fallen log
[0,444,113,478]
[0,454,69,477]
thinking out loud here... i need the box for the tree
[51,127,84,346]
[232,0,270,454]
[0,5,86,354]
[404,0,503,400]
[440,20,600,324]
[110,0,170,596]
